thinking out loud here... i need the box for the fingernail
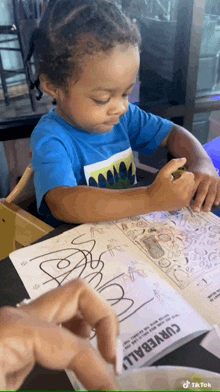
[16,298,32,307]
[115,337,123,375]
[194,208,200,213]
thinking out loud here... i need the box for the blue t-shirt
[30,103,173,226]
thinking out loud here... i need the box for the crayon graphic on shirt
[84,147,137,189]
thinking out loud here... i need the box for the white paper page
[200,325,220,360]
[10,220,210,372]
[114,208,220,325]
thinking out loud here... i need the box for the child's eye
[122,93,131,99]
[93,98,110,105]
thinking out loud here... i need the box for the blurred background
[1,0,220,197]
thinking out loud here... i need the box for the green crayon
[172,166,187,180]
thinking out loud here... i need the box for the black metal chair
[0,0,41,110]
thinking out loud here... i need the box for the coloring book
[9,207,220,379]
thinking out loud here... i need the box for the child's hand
[187,161,220,212]
[148,157,195,212]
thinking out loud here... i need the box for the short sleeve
[124,104,173,156]
[30,129,77,217]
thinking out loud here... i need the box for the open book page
[118,208,220,326]
[10,218,210,372]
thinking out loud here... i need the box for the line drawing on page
[27,233,155,324]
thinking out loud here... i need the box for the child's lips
[104,121,119,126]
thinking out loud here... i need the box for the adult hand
[188,160,220,212]
[0,279,120,391]
[148,157,195,212]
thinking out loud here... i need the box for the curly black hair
[26,0,141,101]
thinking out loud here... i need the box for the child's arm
[45,157,195,224]
[162,124,220,213]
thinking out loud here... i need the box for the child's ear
[40,75,61,100]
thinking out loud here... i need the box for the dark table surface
[1,214,220,391]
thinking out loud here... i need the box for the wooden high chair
[0,164,53,261]
[6,163,35,206]
[0,154,159,261]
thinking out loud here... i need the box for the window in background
[193,0,220,145]
[122,0,182,170]
[121,0,179,107]
[192,110,220,145]
[196,0,220,98]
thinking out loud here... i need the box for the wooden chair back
[0,163,53,261]
[6,163,35,205]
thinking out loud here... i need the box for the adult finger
[0,307,36,391]
[1,307,119,391]
[22,279,119,366]
[63,312,92,338]
[5,362,34,391]
[33,323,119,391]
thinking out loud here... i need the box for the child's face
[53,44,140,134]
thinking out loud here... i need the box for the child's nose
[107,99,127,117]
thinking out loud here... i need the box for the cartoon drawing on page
[153,282,176,305]
[121,223,129,230]
[122,265,148,284]
[89,222,115,237]
[122,210,220,290]
[209,225,220,234]
[90,226,105,237]
[107,239,128,257]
